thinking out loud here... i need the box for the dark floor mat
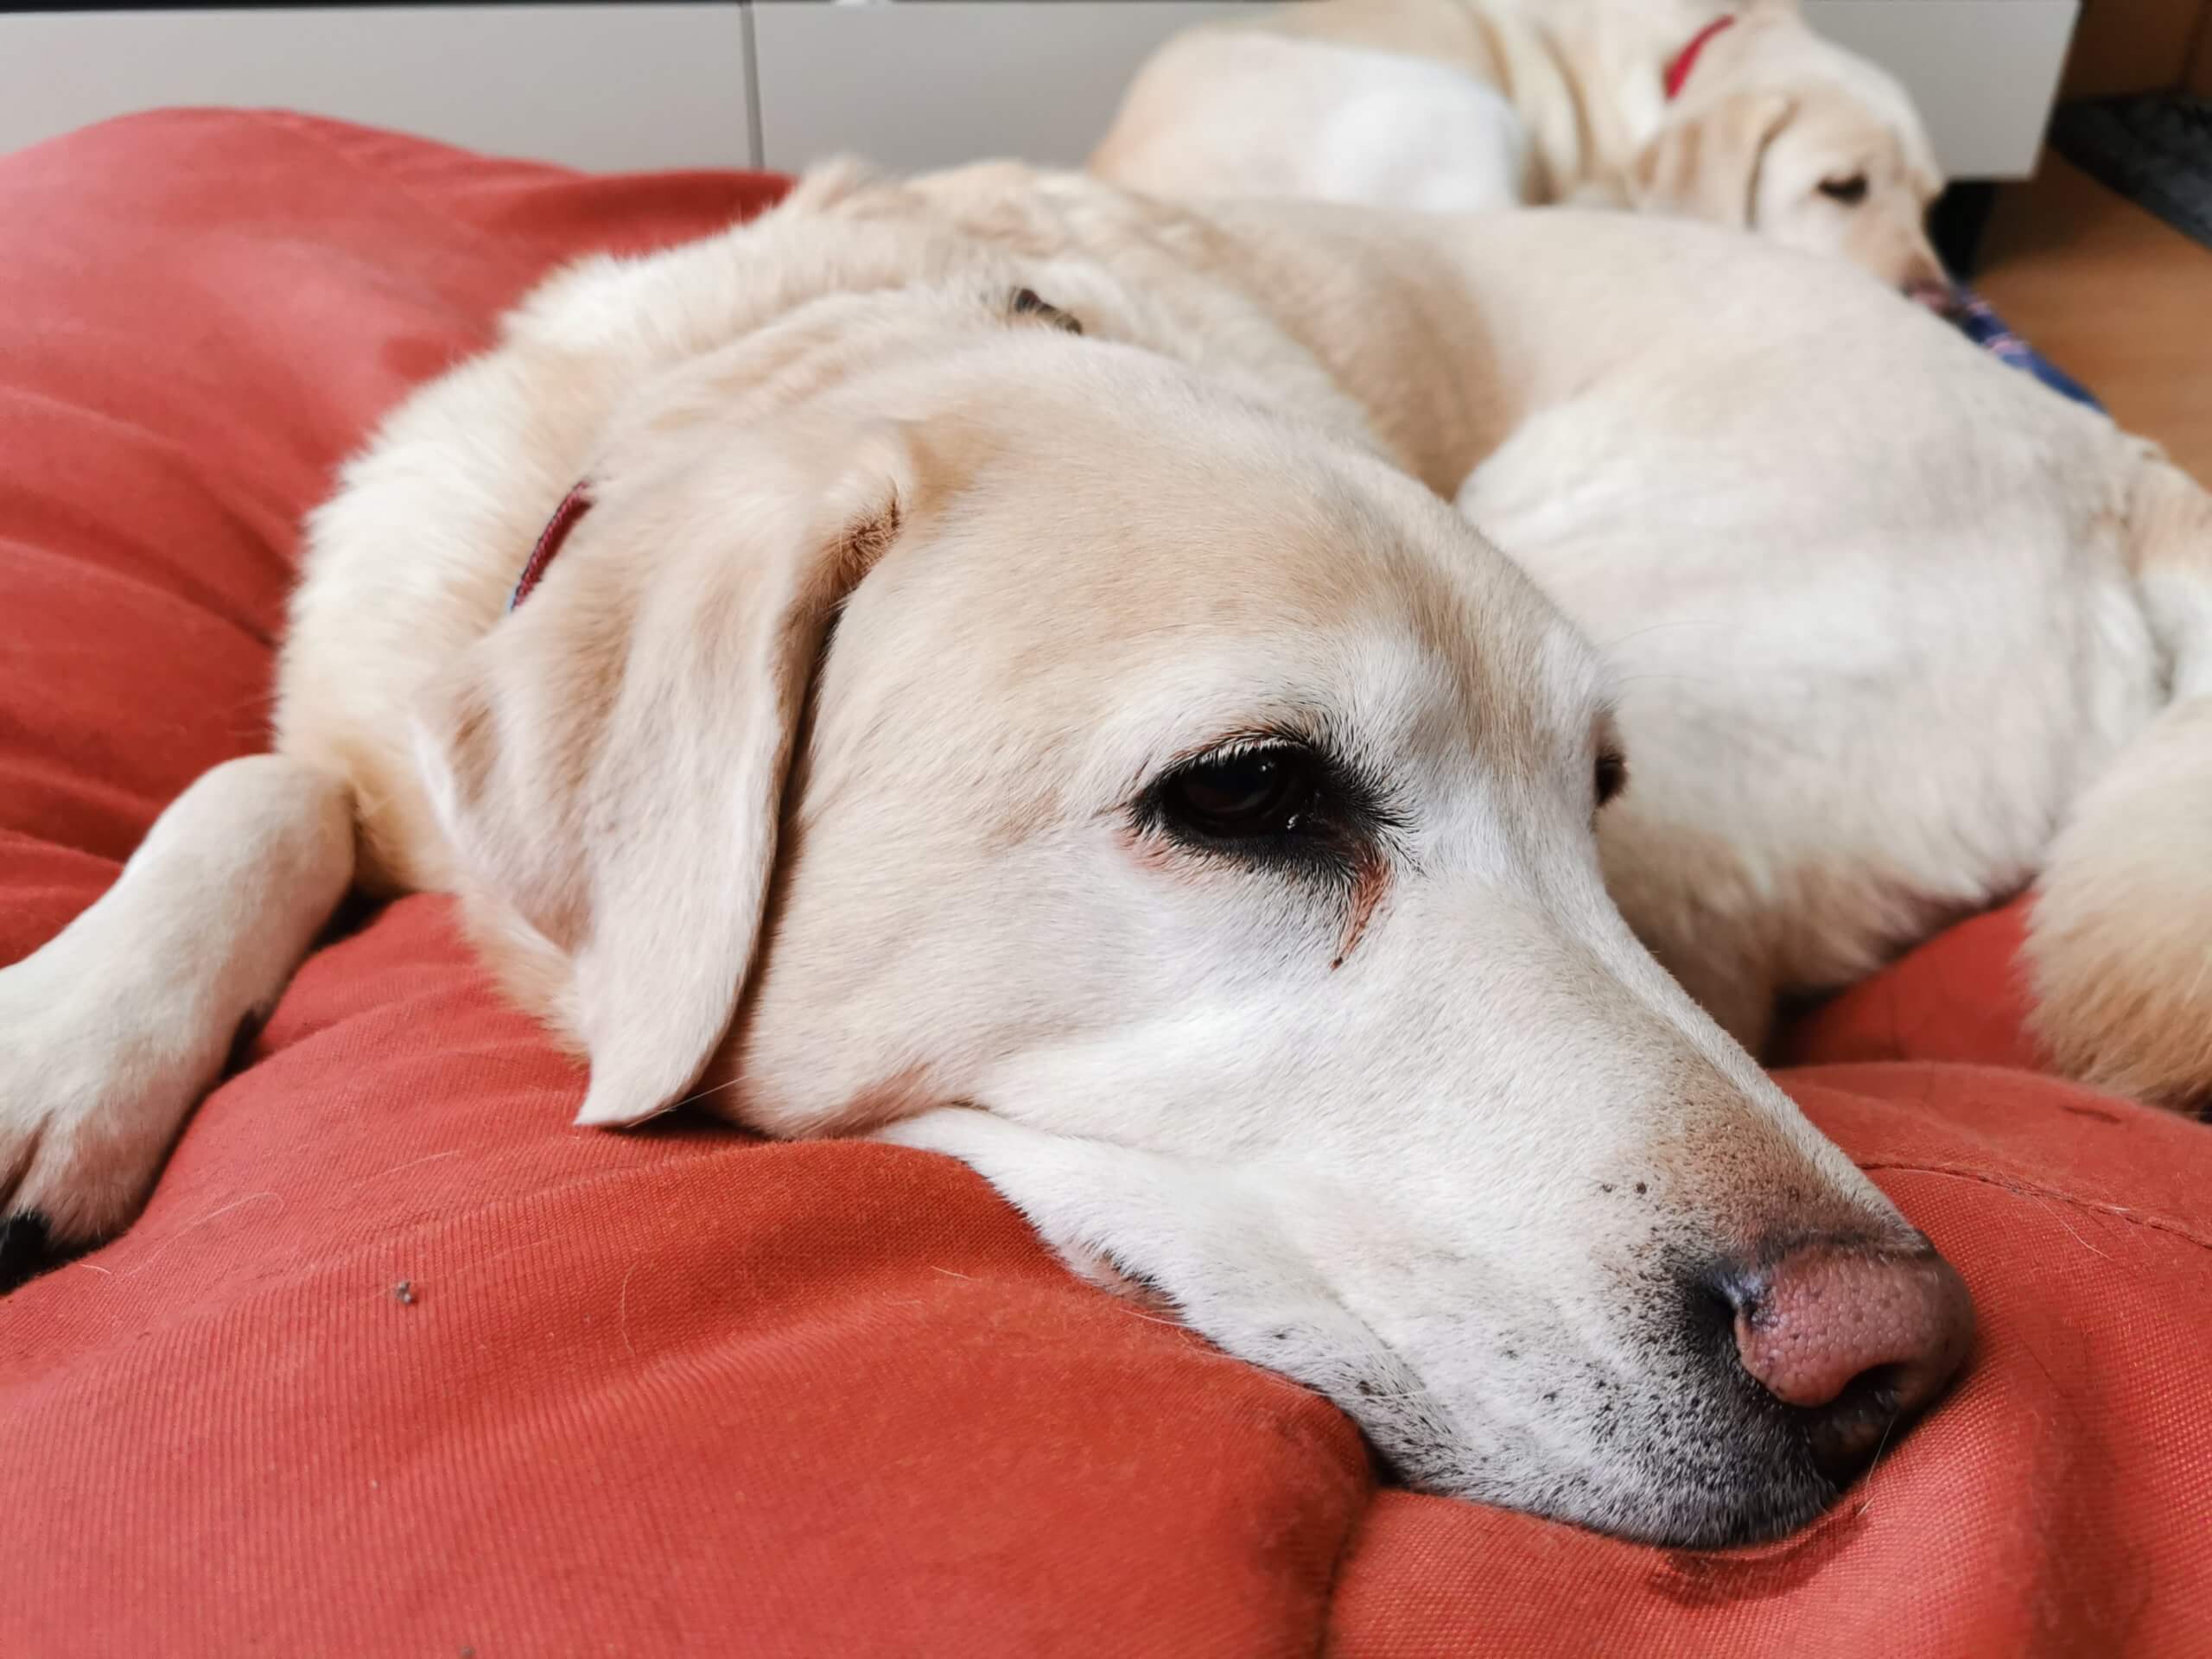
[2049,93,2212,251]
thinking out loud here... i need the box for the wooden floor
[1975,155,2212,481]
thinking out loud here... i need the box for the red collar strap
[1663,14,1736,100]
[509,481,594,611]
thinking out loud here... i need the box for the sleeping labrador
[1092,0,1950,299]
[16,162,2209,1548]
[849,167,2211,1105]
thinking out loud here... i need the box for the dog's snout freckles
[1179,941,1956,1547]
[972,875,1947,1547]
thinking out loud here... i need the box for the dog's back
[2026,455,2212,1109]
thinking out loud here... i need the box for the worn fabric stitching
[1859,1160,2212,1253]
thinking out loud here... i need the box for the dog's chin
[1389,1438,1838,1550]
[1361,1356,1842,1549]
[1908,279,1961,317]
[1592,1464,1839,1551]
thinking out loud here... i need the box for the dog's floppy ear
[1630,92,1795,228]
[416,422,920,1128]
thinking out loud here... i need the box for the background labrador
[0,164,1985,1549]
[1093,0,1951,298]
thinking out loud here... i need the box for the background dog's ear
[1630,92,1795,229]
[416,423,920,1128]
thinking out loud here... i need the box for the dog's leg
[2025,453,2212,1110]
[0,755,355,1249]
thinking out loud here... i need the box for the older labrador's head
[1632,2,1948,302]
[420,293,1970,1547]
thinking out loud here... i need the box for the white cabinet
[750,0,2080,181]
[0,2,2077,181]
[1809,0,2080,179]
[0,4,753,171]
[751,2,1247,174]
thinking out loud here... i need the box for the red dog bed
[2,112,2208,1657]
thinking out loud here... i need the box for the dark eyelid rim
[1128,726,1407,861]
[1592,705,1629,809]
[1593,746,1630,809]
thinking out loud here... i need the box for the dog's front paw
[0,948,222,1260]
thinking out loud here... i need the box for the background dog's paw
[2025,700,2212,1113]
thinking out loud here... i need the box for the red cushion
[3,112,2208,1656]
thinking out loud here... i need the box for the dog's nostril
[1901,269,1958,315]
[1730,1240,1974,1484]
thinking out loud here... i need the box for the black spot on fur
[1007,287,1082,334]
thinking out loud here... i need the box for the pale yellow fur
[3,162,2205,1542]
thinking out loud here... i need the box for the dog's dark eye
[1818,175,1869,206]
[1594,746,1629,809]
[1161,747,1317,839]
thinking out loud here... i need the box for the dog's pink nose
[1898,257,1956,314]
[1733,1242,1974,1479]
[1906,277,1957,314]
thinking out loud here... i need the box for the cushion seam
[1859,1159,2212,1253]
[1313,1483,1373,1659]
[254,111,516,251]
